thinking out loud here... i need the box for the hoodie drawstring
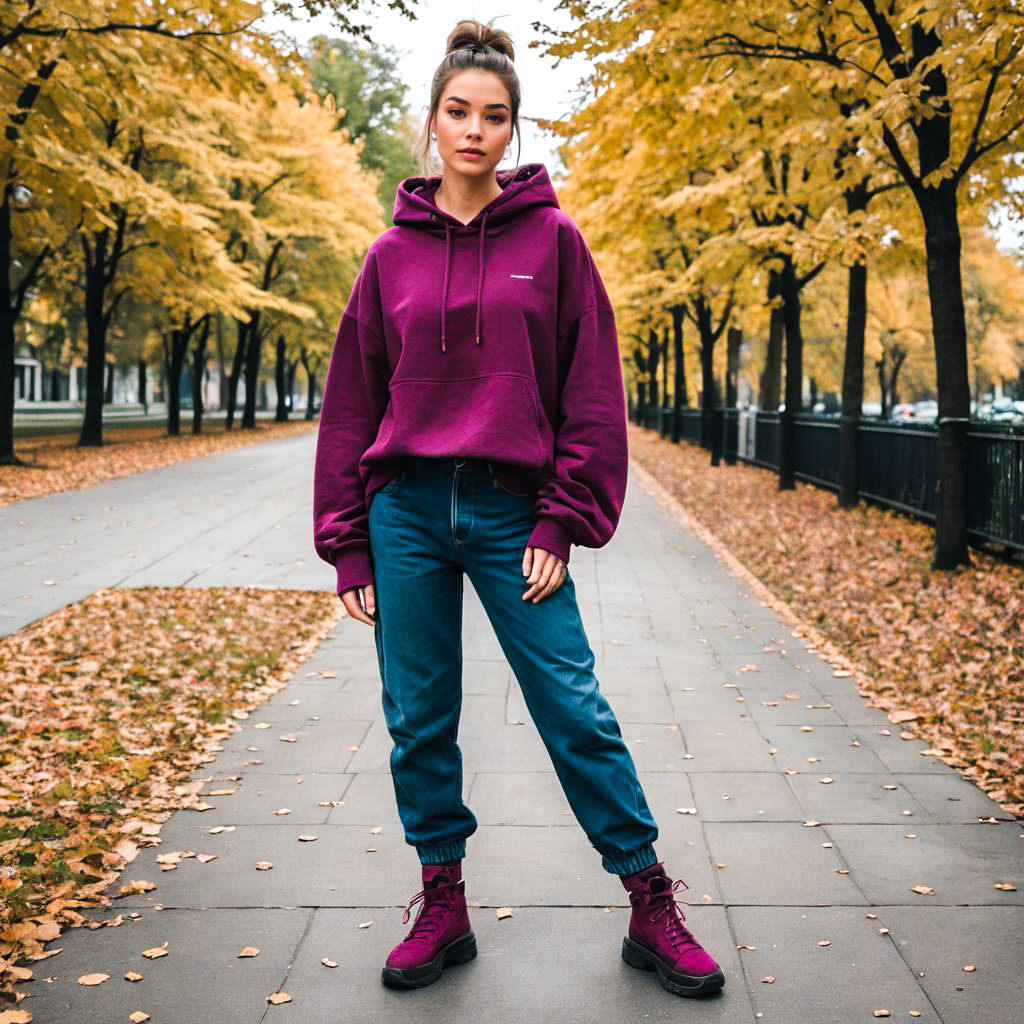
[441,220,452,352]
[439,210,489,352]
[474,210,488,347]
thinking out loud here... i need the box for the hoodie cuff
[527,518,574,565]
[333,546,374,597]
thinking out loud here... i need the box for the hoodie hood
[392,162,560,351]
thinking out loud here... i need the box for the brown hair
[416,18,523,177]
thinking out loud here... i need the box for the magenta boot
[620,862,725,996]
[380,862,476,989]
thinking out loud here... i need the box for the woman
[312,18,724,999]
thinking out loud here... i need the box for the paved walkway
[4,434,1021,1023]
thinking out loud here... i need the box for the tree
[0,0,418,461]
[692,0,1024,566]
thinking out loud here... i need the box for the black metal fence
[632,403,1024,552]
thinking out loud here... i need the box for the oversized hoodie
[312,162,628,596]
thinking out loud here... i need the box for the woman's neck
[434,171,503,226]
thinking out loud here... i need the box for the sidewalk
[9,437,1022,1023]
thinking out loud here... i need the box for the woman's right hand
[341,583,377,626]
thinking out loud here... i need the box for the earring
[431,132,437,140]
[504,143,512,158]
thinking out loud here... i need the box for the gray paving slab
[282,907,754,1024]
[879,907,1024,1024]
[8,433,1022,1023]
[703,822,870,905]
[824,824,1024,905]
[726,906,941,1022]
[11,908,313,1024]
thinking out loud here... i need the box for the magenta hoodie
[312,162,628,596]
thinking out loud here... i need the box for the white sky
[259,0,592,178]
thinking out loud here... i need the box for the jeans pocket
[488,463,535,499]
[379,465,407,496]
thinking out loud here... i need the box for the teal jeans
[367,455,659,875]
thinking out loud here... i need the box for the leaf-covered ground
[629,424,1024,819]
[0,419,318,507]
[0,586,339,1008]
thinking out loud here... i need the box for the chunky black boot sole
[621,936,726,997]
[380,930,477,990]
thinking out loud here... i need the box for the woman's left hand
[522,546,567,603]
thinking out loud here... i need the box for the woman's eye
[446,109,504,124]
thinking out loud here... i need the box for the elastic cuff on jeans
[417,838,467,866]
[601,842,658,877]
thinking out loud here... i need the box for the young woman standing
[313,18,724,999]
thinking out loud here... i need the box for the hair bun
[445,20,515,63]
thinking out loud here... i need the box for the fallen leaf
[266,992,292,1004]
[963,964,976,973]
[873,1012,890,1019]
[78,973,111,985]
[298,834,318,842]
[322,958,338,967]
[496,907,514,920]
[994,883,1017,892]
[358,921,373,929]
[238,947,260,958]
[817,939,831,946]
[141,945,168,959]
[889,711,919,724]
[128,1014,150,1023]
[124,971,144,981]
[761,975,775,984]
[910,885,934,895]
[255,861,274,870]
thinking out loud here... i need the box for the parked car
[890,402,916,421]
[913,400,938,422]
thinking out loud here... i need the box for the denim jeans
[367,455,659,876]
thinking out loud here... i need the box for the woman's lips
[458,150,484,159]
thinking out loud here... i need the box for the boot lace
[400,879,463,942]
[633,877,701,954]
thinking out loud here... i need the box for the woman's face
[433,69,514,179]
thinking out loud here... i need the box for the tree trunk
[241,311,262,429]
[191,316,210,435]
[778,255,804,491]
[759,279,784,412]
[672,305,687,408]
[0,186,18,464]
[0,296,15,464]
[275,335,288,422]
[78,243,109,447]
[167,325,186,438]
[215,312,227,411]
[226,318,248,429]
[725,325,741,465]
[138,358,148,413]
[305,367,317,420]
[646,327,659,409]
[696,303,716,452]
[838,259,867,508]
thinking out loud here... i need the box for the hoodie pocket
[368,372,550,472]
